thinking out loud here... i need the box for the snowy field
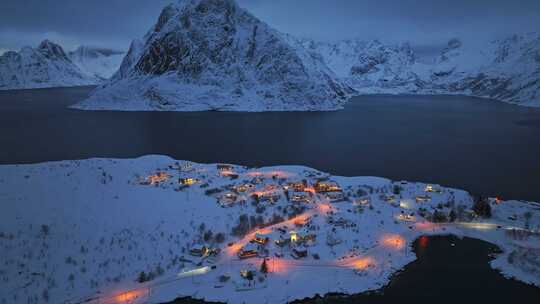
[0,155,538,304]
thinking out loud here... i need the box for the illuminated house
[141,172,171,185]
[314,181,342,193]
[287,181,308,192]
[238,243,259,259]
[219,192,237,207]
[240,269,257,280]
[416,195,431,203]
[179,177,198,186]
[217,164,233,171]
[289,231,299,243]
[425,185,442,193]
[291,192,312,203]
[234,183,255,193]
[353,198,370,206]
[190,246,209,257]
[251,233,270,245]
[396,213,416,222]
[325,191,345,202]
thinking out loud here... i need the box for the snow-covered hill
[69,46,125,80]
[0,40,99,90]
[75,0,352,112]
[303,33,540,107]
[0,155,538,304]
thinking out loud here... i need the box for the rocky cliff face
[77,0,352,111]
[0,40,99,90]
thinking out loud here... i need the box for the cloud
[0,0,539,51]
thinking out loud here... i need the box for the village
[127,158,540,301]
[0,156,538,304]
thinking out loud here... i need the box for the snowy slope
[430,34,540,106]
[0,155,538,304]
[75,0,352,112]
[304,34,540,107]
[69,46,125,80]
[0,40,99,90]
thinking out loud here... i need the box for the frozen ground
[0,155,538,304]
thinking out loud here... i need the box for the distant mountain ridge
[301,33,540,107]
[0,41,126,90]
[0,40,99,90]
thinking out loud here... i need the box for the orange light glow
[257,227,273,235]
[349,257,375,270]
[284,213,310,226]
[225,227,273,256]
[381,234,406,250]
[414,221,437,231]
[251,189,277,198]
[113,289,149,303]
[418,236,429,249]
[225,243,243,256]
[303,187,316,194]
[270,258,291,274]
[317,203,332,213]
[146,172,171,185]
[220,170,237,177]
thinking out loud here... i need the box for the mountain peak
[37,40,70,61]
[152,0,238,33]
[0,40,99,90]
[77,0,351,111]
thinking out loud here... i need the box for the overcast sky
[1,0,539,54]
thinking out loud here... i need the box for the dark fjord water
[1,87,539,301]
[1,86,539,202]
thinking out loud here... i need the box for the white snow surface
[0,155,538,304]
[75,0,352,112]
[0,40,100,91]
[68,46,125,81]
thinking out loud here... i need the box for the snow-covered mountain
[69,46,125,80]
[430,34,540,106]
[0,40,99,90]
[302,33,540,107]
[76,0,352,111]
[298,38,423,92]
